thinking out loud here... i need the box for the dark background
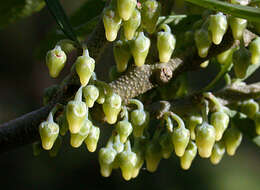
[1,1,260,189]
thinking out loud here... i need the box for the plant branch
[0,26,253,153]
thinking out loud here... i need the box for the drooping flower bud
[75,50,95,86]
[131,110,149,137]
[103,6,122,41]
[130,32,151,67]
[99,141,117,177]
[171,126,190,157]
[168,112,190,157]
[210,141,225,165]
[217,47,236,64]
[123,9,141,40]
[157,24,176,63]
[159,132,173,159]
[208,12,228,45]
[85,125,100,152]
[145,139,162,172]
[116,120,133,143]
[141,0,161,34]
[70,118,92,148]
[229,16,247,40]
[83,85,99,108]
[187,115,203,140]
[195,122,216,158]
[66,87,88,134]
[224,126,242,156]
[250,37,260,65]
[180,141,197,170]
[195,28,212,58]
[39,112,59,150]
[240,99,259,119]
[233,47,252,79]
[210,111,229,141]
[113,40,131,72]
[113,134,124,153]
[117,0,137,21]
[103,92,122,124]
[131,139,144,178]
[46,45,67,78]
[118,140,138,180]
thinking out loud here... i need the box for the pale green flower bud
[229,16,247,40]
[99,143,117,177]
[233,47,252,79]
[85,125,100,152]
[217,48,236,64]
[103,92,122,124]
[195,122,216,158]
[145,139,162,172]
[123,9,141,40]
[103,6,122,41]
[83,85,99,108]
[208,13,228,45]
[66,88,88,134]
[210,111,229,141]
[159,132,173,159]
[141,0,161,34]
[210,141,225,165]
[171,126,190,157]
[70,119,92,148]
[249,37,260,64]
[117,0,137,21]
[113,40,131,72]
[195,28,212,58]
[157,24,176,63]
[180,141,197,170]
[39,112,59,150]
[75,50,95,86]
[224,126,242,156]
[46,45,67,78]
[118,140,137,180]
[116,120,133,143]
[240,99,259,119]
[130,32,151,67]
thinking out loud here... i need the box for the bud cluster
[39,0,260,181]
[102,0,177,72]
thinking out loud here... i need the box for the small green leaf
[45,0,79,44]
[186,0,260,23]
[157,15,187,28]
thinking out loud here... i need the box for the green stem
[203,92,223,111]
[159,24,171,33]
[128,99,144,110]
[201,99,209,122]
[121,106,129,121]
[168,112,185,129]
[185,0,260,23]
[224,73,231,85]
[202,61,233,92]
[75,86,83,102]
[164,114,173,132]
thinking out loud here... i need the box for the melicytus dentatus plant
[1,0,260,181]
